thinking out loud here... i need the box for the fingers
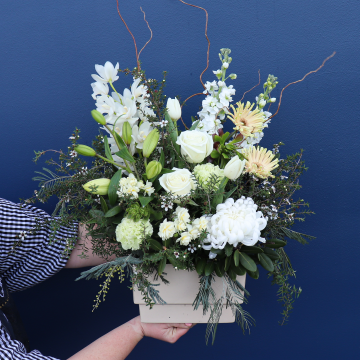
[166,323,195,329]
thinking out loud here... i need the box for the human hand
[130,316,194,344]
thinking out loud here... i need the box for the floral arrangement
[26,3,334,344]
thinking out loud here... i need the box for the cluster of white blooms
[197,78,235,134]
[91,61,156,165]
[117,173,154,199]
[202,197,267,256]
[158,206,209,246]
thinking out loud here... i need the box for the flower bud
[224,156,246,180]
[83,178,110,195]
[229,73,237,79]
[146,160,162,179]
[122,121,132,145]
[142,129,159,158]
[74,145,96,157]
[222,62,229,69]
[91,110,106,125]
[166,98,181,122]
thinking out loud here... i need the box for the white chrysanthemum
[193,163,224,191]
[116,218,153,250]
[203,197,267,249]
[158,219,176,240]
[174,206,190,223]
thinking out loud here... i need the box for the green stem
[95,154,129,171]
[109,81,122,104]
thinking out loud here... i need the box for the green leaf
[89,209,104,219]
[165,112,181,157]
[220,132,230,144]
[225,243,233,257]
[100,196,108,214]
[247,268,259,279]
[160,168,174,175]
[210,247,224,255]
[239,252,257,272]
[214,263,225,277]
[211,193,224,211]
[149,239,163,251]
[103,136,114,162]
[158,256,167,275]
[115,147,135,163]
[189,119,199,130]
[166,254,183,269]
[108,170,122,206]
[224,256,231,271]
[224,187,237,201]
[138,195,154,208]
[227,268,237,281]
[204,262,215,276]
[104,205,122,218]
[233,250,240,266]
[241,246,264,254]
[263,247,280,260]
[258,253,275,272]
[159,149,165,168]
[233,264,246,276]
[187,199,199,206]
[113,131,127,150]
[196,258,207,275]
[265,239,287,248]
[210,149,220,159]
[213,135,222,143]
[222,152,229,159]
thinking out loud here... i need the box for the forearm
[67,317,144,360]
[64,223,116,268]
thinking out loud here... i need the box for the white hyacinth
[203,197,267,250]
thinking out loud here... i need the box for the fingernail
[185,323,192,326]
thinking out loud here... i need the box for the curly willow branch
[178,0,210,89]
[138,7,153,60]
[240,70,261,102]
[116,0,140,71]
[269,51,336,120]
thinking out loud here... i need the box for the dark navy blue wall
[1,1,358,359]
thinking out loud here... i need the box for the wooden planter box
[133,265,246,323]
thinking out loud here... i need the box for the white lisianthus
[158,219,176,240]
[177,232,192,246]
[192,216,209,231]
[187,224,200,240]
[174,206,190,223]
[131,122,154,149]
[116,218,153,250]
[224,156,246,180]
[176,130,213,163]
[166,98,182,121]
[159,168,196,196]
[174,219,187,232]
[203,197,267,250]
[92,61,119,83]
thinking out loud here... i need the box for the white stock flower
[158,219,176,240]
[166,98,182,121]
[131,122,154,149]
[159,168,196,196]
[203,197,267,249]
[176,130,213,163]
[224,156,246,180]
[92,62,119,83]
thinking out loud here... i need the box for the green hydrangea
[115,217,153,250]
[125,203,150,222]
[193,163,224,191]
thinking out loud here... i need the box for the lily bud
[74,145,96,157]
[91,110,106,125]
[83,178,110,195]
[224,156,246,180]
[166,98,181,122]
[143,129,159,158]
[146,161,162,179]
[122,121,132,145]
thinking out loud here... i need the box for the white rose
[159,168,196,196]
[178,232,192,246]
[158,219,176,240]
[176,130,213,163]
[224,156,246,180]
[174,206,190,223]
[166,98,182,121]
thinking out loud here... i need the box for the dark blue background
[1,0,358,359]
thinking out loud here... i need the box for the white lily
[91,82,109,100]
[131,122,154,149]
[91,61,119,83]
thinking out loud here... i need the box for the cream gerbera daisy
[242,146,279,179]
[228,101,266,138]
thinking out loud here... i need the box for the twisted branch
[240,70,261,103]
[269,51,336,120]
[138,7,153,60]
